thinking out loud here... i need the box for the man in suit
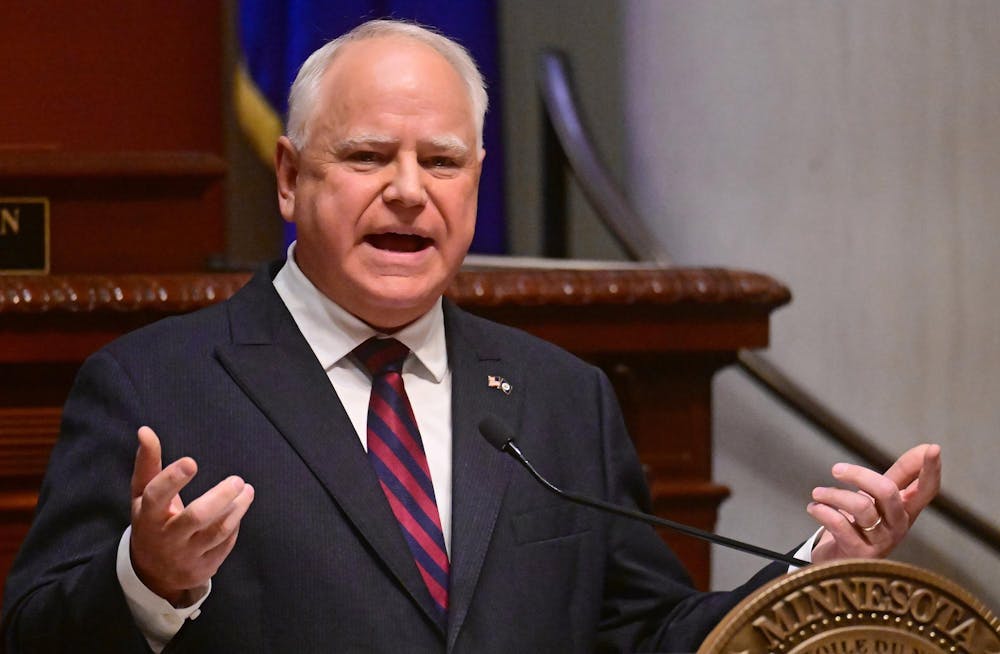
[2,19,940,653]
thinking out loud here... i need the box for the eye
[347,151,381,164]
[424,156,458,169]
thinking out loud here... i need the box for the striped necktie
[353,337,449,621]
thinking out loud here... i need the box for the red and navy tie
[353,337,449,621]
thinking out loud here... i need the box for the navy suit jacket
[3,263,784,652]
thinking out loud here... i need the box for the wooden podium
[0,265,789,590]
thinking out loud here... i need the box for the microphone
[478,416,809,568]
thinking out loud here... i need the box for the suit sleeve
[2,350,152,653]
[590,368,786,652]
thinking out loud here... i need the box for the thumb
[131,426,162,499]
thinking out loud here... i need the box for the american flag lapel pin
[487,375,512,395]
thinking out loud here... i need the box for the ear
[275,136,300,223]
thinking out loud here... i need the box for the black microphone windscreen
[478,416,513,451]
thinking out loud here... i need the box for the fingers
[809,485,894,558]
[898,444,941,524]
[172,483,253,587]
[131,426,163,499]
[807,501,874,555]
[207,484,254,553]
[172,479,255,553]
[810,485,881,529]
[807,445,943,563]
[139,454,198,518]
[130,455,255,602]
[821,445,942,527]
[825,462,908,532]
[884,443,939,489]
[148,481,253,591]
[197,526,243,582]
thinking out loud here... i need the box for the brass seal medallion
[698,559,1000,654]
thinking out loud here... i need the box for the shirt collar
[273,242,448,382]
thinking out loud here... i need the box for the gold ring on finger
[860,515,883,532]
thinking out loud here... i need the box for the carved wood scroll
[0,267,789,314]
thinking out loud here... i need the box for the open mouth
[365,232,433,253]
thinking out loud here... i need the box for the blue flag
[236,0,505,254]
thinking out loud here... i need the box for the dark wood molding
[452,267,790,307]
[0,151,226,181]
[0,268,790,315]
[0,273,249,315]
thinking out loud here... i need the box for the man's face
[276,36,484,331]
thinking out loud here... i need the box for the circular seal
[698,559,1000,654]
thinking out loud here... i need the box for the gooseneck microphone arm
[478,416,810,569]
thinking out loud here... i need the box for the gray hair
[286,19,488,150]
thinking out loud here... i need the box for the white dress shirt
[271,243,454,552]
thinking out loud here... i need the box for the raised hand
[807,443,941,563]
[129,426,255,606]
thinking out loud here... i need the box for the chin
[373,274,445,304]
[358,284,440,328]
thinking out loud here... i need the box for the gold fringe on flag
[234,63,284,169]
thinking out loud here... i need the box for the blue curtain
[238,0,506,254]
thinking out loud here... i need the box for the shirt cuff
[787,527,822,573]
[116,526,211,653]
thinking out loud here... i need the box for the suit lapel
[214,267,445,632]
[443,302,523,650]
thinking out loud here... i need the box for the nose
[382,157,427,208]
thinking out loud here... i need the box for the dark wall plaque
[0,198,49,274]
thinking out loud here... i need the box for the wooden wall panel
[0,3,226,274]
[1,3,223,151]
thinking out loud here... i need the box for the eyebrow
[331,133,471,157]
[331,134,398,153]
[424,135,470,156]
